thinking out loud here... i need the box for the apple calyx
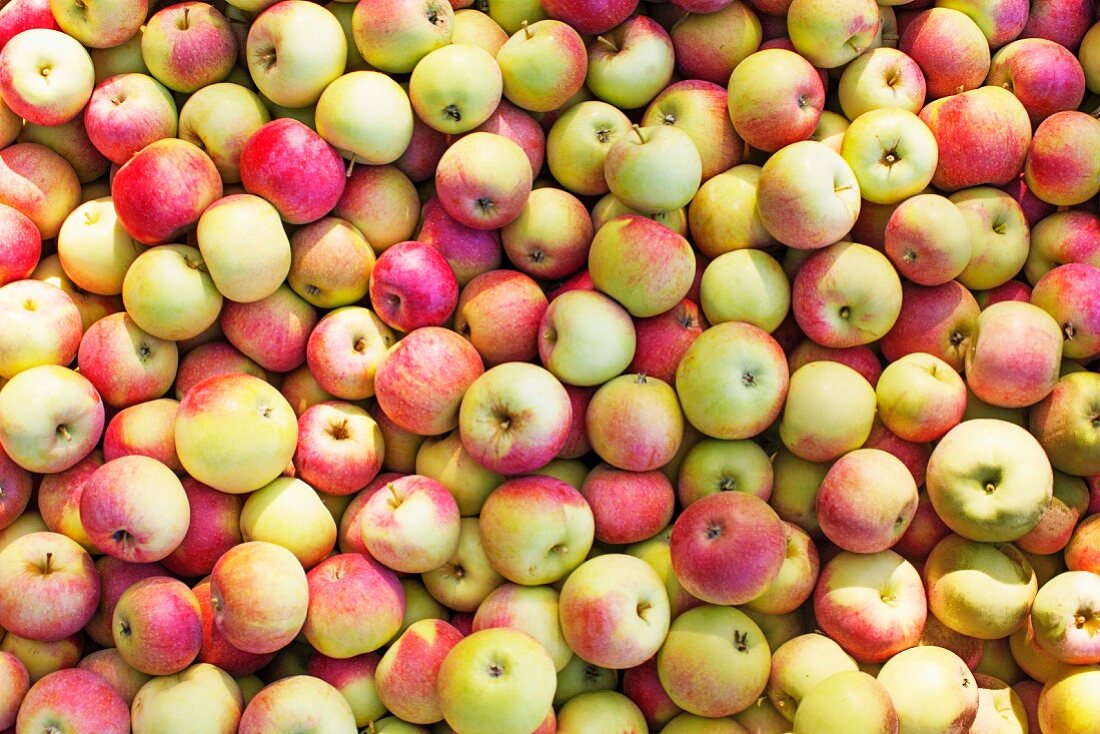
[117,619,131,638]
[733,630,749,652]
[444,104,462,123]
[488,662,504,678]
[328,419,351,440]
[634,373,649,385]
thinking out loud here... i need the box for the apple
[161,477,242,578]
[421,517,505,613]
[0,143,81,240]
[1031,264,1100,362]
[541,0,636,35]
[55,196,139,296]
[580,463,674,546]
[1031,372,1100,477]
[220,285,318,374]
[18,112,110,186]
[418,197,502,287]
[966,301,1063,408]
[409,43,501,134]
[111,576,202,676]
[838,46,926,120]
[175,373,298,495]
[111,138,222,245]
[816,448,918,554]
[471,97,545,176]
[246,0,346,108]
[621,656,682,729]
[1024,210,1100,285]
[591,215,694,319]
[814,549,927,662]
[130,662,243,734]
[626,299,706,387]
[415,430,503,517]
[0,0,60,51]
[1029,571,1100,664]
[687,164,774,258]
[351,0,453,74]
[122,244,224,342]
[883,193,971,286]
[937,0,1028,47]
[191,577,276,677]
[478,474,593,585]
[0,279,82,380]
[766,632,858,722]
[0,531,98,642]
[0,28,93,126]
[779,360,877,462]
[495,19,586,113]
[899,8,990,99]
[361,474,461,573]
[435,132,533,230]
[15,668,130,734]
[302,552,404,659]
[787,0,880,68]
[306,306,396,401]
[237,675,357,734]
[239,475,336,569]
[141,2,236,94]
[878,645,979,733]
[0,365,104,474]
[950,187,1030,291]
[919,86,1031,192]
[603,124,702,215]
[840,108,937,205]
[539,289,636,387]
[501,187,591,282]
[585,15,674,112]
[177,83,270,184]
[306,653,385,729]
[452,7,508,53]
[77,312,178,409]
[0,651,30,727]
[436,628,556,734]
[1038,664,1100,734]
[452,269,546,367]
[546,100,632,197]
[876,352,967,443]
[793,670,899,734]
[987,38,1085,125]
[375,618,463,724]
[292,401,382,496]
[658,604,771,717]
[0,203,40,287]
[315,71,415,166]
[287,217,375,309]
[585,373,684,473]
[369,241,458,332]
[174,342,264,401]
[554,654,619,710]
[641,81,740,183]
[1024,111,1100,207]
[82,73,176,167]
[926,418,1053,543]
[881,280,980,371]
[668,1,762,86]
[1015,470,1088,556]
[756,141,861,250]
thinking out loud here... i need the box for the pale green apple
[554,655,618,709]
[700,248,789,332]
[840,108,938,204]
[131,663,244,734]
[531,458,589,491]
[557,691,647,734]
[625,526,699,618]
[1030,372,1100,477]
[875,352,967,443]
[56,197,140,296]
[437,628,556,734]
[420,518,505,613]
[287,217,376,309]
[687,164,774,258]
[590,193,687,236]
[409,43,502,134]
[538,289,635,387]
[876,646,979,734]
[315,71,414,165]
[788,0,881,68]
[178,83,271,184]
[779,361,877,462]
[497,19,587,113]
[121,245,220,341]
[415,430,504,516]
[838,47,927,120]
[0,366,103,474]
[546,100,632,196]
[661,713,746,733]
[197,194,291,303]
[351,0,453,74]
[810,110,851,152]
[585,15,674,111]
[676,438,773,507]
[89,33,148,84]
[1082,22,1100,93]
[604,124,702,213]
[767,633,859,722]
[487,0,547,34]
[240,477,337,569]
[246,0,346,108]
[794,671,899,734]
[951,187,1030,291]
[396,577,447,638]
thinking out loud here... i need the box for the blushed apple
[375,618,463,724]
[361,474,461,574]
[0,279,82,380]
[435,132,533,230]
[246,0,346,108]
[877,645,979,733]
[77,312,178,409]
[641,80,741,182]
[408,43,501,134]
[0,29,93,126]
[687,164,774,257]
[141,2,236,93]
[83,73,177,166]
[788,0,880,68]
[966,301,1062,408]
[668,1,762,85]
[303,553,404,659]
[501,186,592,282]
[539,289,636,387]
[237,675,357,734]
[306,306,396,401]
[113,576,202,676]
[1024,111,1100,207]
[881,280,980,371]
[351,0,452,73]
[122,244,223,342]
[0,143,81,239]
[14,668,130,734]
[130,662,243,734]
[369,240,458,332]
[0,531,99,642]
[876,352,967,442]
[883,193,971,286]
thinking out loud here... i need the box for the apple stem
[57,425,71,442]
[522,19,532,39]
[595,35,618,53]
[346,155,357,178]
[84,210,96,225]
[632,124,645,145]
[44,552,53,575]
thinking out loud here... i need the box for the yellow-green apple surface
[743,521,819,615]
[79,455,189,562]
[937,0,1028,47]
[83,73,177,165]
[174,373,297,495]
[876,352,967,442]
[56,197,140,295]
[246,0,346,108]
[497,19,587,113]
[950,186,1029,291]
[110,138,222,245]
[421,517,505,613]
[351,0,453,74]
[0,29,93,125]
[501,187,592,281]
[657,605,770,717]
[965,301,1062,408]
[415,430,503,516]
[477,474,593,585]
[838,47,926,119]
[667,0,760,85]
[0,630,83,684]
[141,2,236,93]
[315,71,414,165]
[178,83,271,183]
[288,217,375,309]
[1038,664,1100,732]
[840,108,937,205]
[556,690,647,733]
[240,477,336,568]
[0,531,98,641]
[112,576,202,676]
[585,15,674,111]
[303,552,404,659]
[436,131,532,230]
[603,124,701,214]
[0,364,104,473]
[641,80,741,181]
[89,32,148,82]
[793,670,898,734]
[121,244,223,341]
[779,361,877,462]
[756,141,862,250]
[919,86,1031,192]
[1024,111,1100,206]
[14,667,130,734]
[375,618,463,724]
[0,279,82,380]
[196,194,291,303]
[810,110,851,152]
[670,491,785,606]
[1084,20,1100,90]
[473,584,570,672]
[699,249,789,332]
[85,555,166,649]
[1029,571,1100,664]
[546,100,632,196]
[210,541,308,655]
[1030,372,1100,476]
[437,627,556,734]
[559,553,670,669]
[453,7,508,54]
[0,144,80,242]
[877,645,979,733]
[589,214,694,318]
[883,193,971,286]
[925,534,1037,640]
[816,448,918,553]
[725,48,823,153]
[409,44,502,134]
[813,550,927,662]
[538,289,635,387]
[237,675,357,734]
[49,0,145,48]
[675,437,772,507]
[130,662,243,734]
[361,474,460,573]
[306,652,385,728]
[554,654,618,709]
[926,418,1053,542]
[687,164,774,257]
[766,633,858,722]
[788,0,880,68]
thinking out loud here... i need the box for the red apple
[161,477,243,579]
[0,531,99,642]
[900,8,991,99]
[112,576,202,676]
[369,240,459,332]
[192,578,275,677]
[881,279,981,371]
[418,196,503,287]
[453,269,547,367]
[0,203,40,286]
[15,668,129,734]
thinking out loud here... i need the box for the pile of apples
[2,0,1100,731]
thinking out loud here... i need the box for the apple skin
[111,138,222,245]
[0,279,82,381]
[293,401,382,496]
[627,300,706,386]
[77,312,178,409]
[1038,664,1100,734]
[130,662,243,734]
[174,342,265,402]
[497,19,586,113]
[374,326,484,437]
[1015,470,1088,556]
[1023,111,1100,207]
[121,244,223,343]
[1025,210,1100,285]
[418,196,502,287]
[603,124,702,215]
[409,43,502,134]
[0,28,93,126]
[15,668,130,734]
[1031,372,1100,477]
[0,443,31,531]
[966,301,1063,408]
[668,1,762,86]
[1030,571,1100,665]
[813,550,927,663]
[658,604,771,718]
[765,632,858,723]
[361,474,461,574]
[884,193,971,286]
[0,143,81,240]
[937,0,1028,48]
[351,0,453,74]
[623,659,682,730]
[545,99,632,198]
[788,0,881,69]
[538,289,636,388]
[191,578,276,677]
[369,241,459,332]
[838,46,926,119]
[787,341,883,390]
[1021,0,1091,47]
[221,285,318,373]
[55,196,139,297]
[472,98,546,179]
[881,280,980,372]
[589,214,695,319]
[303,553,405,659]
[779,361,877,463]
[987,38,1085,125]
[876,352,967,443]
[287,217,375,310]
[247,0,346,108]
[375,619,463,724]
[899,8,990,99]
[926,418,1053,543]
[726,49,823,154]
[453,269,547,367]
[306,306,396,401]
[435,132,533,231]
[541,0,636,34]
[161,477,243,579]
[178,83,270,185]
[501,187,591,283]
[112,576,203,677]
[687,164,775,258]
[1,652,31,726]
[642,80,741,182]
[239,118,346,226]
[919,86,1031,192]
[240,476,337,569]
[1031,263,1100,361]
[306,652,384,729]
[585,373,684,473]
[0,364,105,475]
[315,70,414,168]
[585,15,674,112]
[580,463,675,546]
[82,73,177,166]
[84,556,167,649]
[880,646,981,733]
[237,675,357,734]
[0,203,40,286]
[816,449,918,554]
[0,531,99,642]
[141,2,236,94]
[0,0,59,51]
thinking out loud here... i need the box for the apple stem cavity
[596,35,618,53]
[56,424,71,443]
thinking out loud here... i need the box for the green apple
[178,83,271,184]
[315,71,414,165]
[700,248,789,332]
[838,47,927,120]
[876,646,979,734]
[604,125,702,214]
[415,430,504,516]
[538,289,635,387]
[875,352,967,443]
[788,0,881,68]
[55,198,140,297]
[246,0,346,108]
[840,108,938,205]
[351,0,453,74]
[557,691,647,734]
[675,438,773,508]
[240,477,337,569]
[420,518,505,613]
[586,15,674,111]
[546,100,632,196]
[497,19,587,113]
[951,187,1030,291]
[794,671,899,734]
[767,633,859,722]
[196,194,291,303]
[1030,372,1100,477]
[779,361,877,462]
[0,366,103,474]
[131,663,243,734]
[409,44,502,134]
[554,654,618,709]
